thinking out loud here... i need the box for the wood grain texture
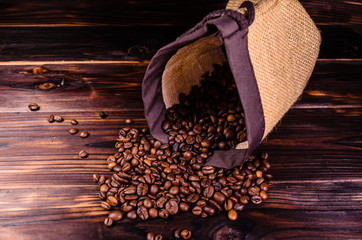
[0,25,361,62]
[0,0,361,27]
[0,61,361,239]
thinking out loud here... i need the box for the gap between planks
[0,59,360,66]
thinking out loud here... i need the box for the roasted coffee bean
[137,183,148,196]
[147,232,155,240]
[213,192,226,204]
[48,114,55,123]
[155,234,163,240]
[54,115,63,122]
[99,111,108,119]
[101,201,111,210]
[203,205,215,216]
[203,185,215,199]
[186,193,199,203]
[158,209,169,219]
[179,202,190,212]
[260,190,268,200]
[137,206,149,220]
[260,182,269,191]
[107,195,118,206]
[240,196,249,205]
[104,217,113,227]
[126,210,137,220]
[108,211,123,221]
[70,119,78,125]
[28,103,40,111]
[251,195,262,204]
[234,203,245,211]
[100,184,109,193]
[208,199,222,212]
[149,208,158,218]
[125,118,133,124]
[180,229,192,240]
[79,150,88,158]
[224,199,234,211]
[192,206,202,216]
[165,200,179,215]
[80,131,89,138]
[228,209,237,221]
[174,228,182,239]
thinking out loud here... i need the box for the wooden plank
[0,25,361,61]
[0,60,360,113]
[0,0,361,27]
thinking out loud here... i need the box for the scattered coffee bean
[69,128,78,135]
[125,118,133,124]
[32,66,48,74]
[99,112,108,119]
[28,103,40,111]
[47,114,55,123]
[147,232,155,240]
[70,119,78,125]
[228,209,237,221]
[80,131,89,138]
[180,229,192,239]
[79,150,88,158]
[54,115,63,122]
[104,217,113,227]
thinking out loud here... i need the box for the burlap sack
[142,0,320,168]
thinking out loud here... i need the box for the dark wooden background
[0,0,361,239]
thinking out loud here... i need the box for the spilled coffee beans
[95,64,272,228]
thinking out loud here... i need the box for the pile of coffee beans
[94,63,272,227]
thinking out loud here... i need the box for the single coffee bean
[28,103,40,111]
[213,192,226,204]
[224,199,234,211]
[69,128,79,136]
[180,229,192,239]
[79,150,88,158]
[48,114,55,123]
[228,209,237,221]
[234,203,245,211]
[104,217,113,227]
[203,185,215,199]
[260,182,269,191]
[107,195,118,206]
[179,202,190,212]
[174,228,182,239]
[260,190,268,200]
[251,195,262,204]
[80,131,89,138]
[158,209,169,219]
[101,201,111,210]
[165,199,179,215]
[192,206,202,216]
[137,206,149,220]
[203,205,216,216]
[137,183,148,196]
[147,232,155,240]
[100,184,109,193]
[54,115,63,122]
[99,111,108,119]
[126,210,137,220]
[108,211,123,221]
[125,118,133,124]
[149,208,158,218]
[155,234,163,240]
[70,119,78,125]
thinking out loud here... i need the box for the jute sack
[142,0,320,168]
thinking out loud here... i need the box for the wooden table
[0,1,361,239]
